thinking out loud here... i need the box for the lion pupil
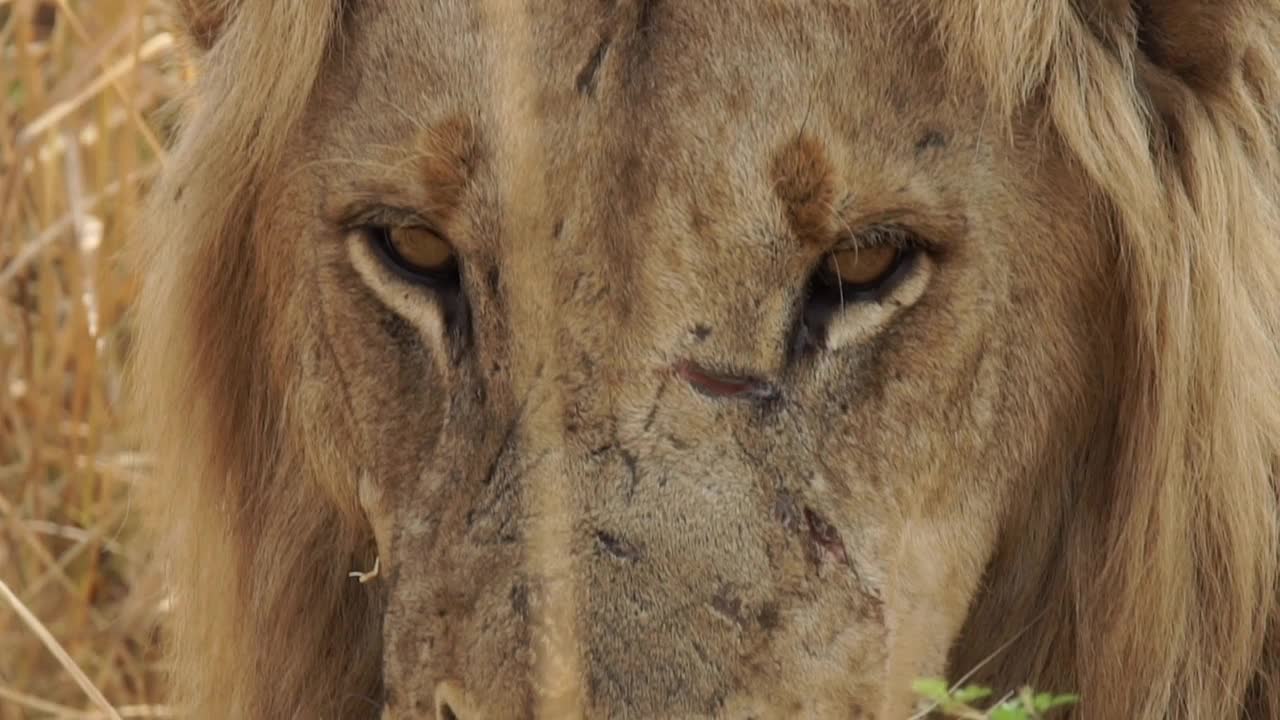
[830,246,898,287]
[392,227,454,272]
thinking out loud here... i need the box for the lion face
[260,2,1112,717]
[137,0,1280,715]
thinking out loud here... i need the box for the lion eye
[372,225,460,286]
[804,227,925,320]
[821,245,901,292]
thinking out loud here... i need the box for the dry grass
[1,1,184,717]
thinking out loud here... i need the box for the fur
[133,1,1280,717]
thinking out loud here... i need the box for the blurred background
[1,1,183,717]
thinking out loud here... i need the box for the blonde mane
[933,3,1280,715]
[134,1,1280,717]
[134,3,382,716]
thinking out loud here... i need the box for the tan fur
[133,1,1280,718]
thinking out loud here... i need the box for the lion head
[134,1,1280,718]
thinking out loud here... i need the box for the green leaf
[989,705,1030,720]
[911,677,953,705]
[1037,693,1081,712]
[952,685,993,704]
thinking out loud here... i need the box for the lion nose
[433,682,468,720]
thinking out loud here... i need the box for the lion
[131,0,1280,718]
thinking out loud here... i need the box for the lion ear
[171,0,236,53]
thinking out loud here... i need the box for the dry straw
[1,1,178,717]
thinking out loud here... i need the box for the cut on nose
[676,361,778,400]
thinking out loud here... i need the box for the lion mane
[133,1,1279,717]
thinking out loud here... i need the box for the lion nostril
[434,682,470,720]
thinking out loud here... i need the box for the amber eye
[806,229,922,310]
[797,229,927,352]
[822,245,901,291]
[371,225,460,287]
